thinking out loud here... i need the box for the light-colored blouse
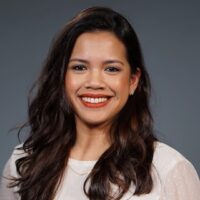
[0,142,200,200]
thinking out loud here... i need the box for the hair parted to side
[10,6,157,200]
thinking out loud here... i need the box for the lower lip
[80,98,110,108]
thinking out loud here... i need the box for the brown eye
[105,66,121,73]
[72,65,87,71]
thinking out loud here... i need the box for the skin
[65,31,140,160]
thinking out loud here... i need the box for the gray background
[0,0,199,176]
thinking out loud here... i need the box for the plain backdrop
[0,0,199,176]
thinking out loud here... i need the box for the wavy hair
[11,6,157,200]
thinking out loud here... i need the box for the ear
[129,68,141,95]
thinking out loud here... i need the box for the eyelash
[69,65,121,73]
[105,66,121,72]
[71,65,87,71]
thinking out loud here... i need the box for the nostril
[85,85,105,90]
[84,80,105,90]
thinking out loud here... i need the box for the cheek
[112,76,130,94]
[65,75,80,96]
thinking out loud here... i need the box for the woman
[0,6,199,200]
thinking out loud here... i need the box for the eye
[105,66,121,73]
[71,65,87,71]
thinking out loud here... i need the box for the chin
[81,118,112,128]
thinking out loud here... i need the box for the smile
[81,97,108,104]
[79,94,111,108]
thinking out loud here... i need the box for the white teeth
[82,97,108,103]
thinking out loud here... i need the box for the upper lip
[78,93,112,98]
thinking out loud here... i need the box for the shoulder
[10,143,26,163]
[153,142,188,166]
[7,144,26,178]
[124,142,199,200]
[152,141,197,180]
[151,142,200,199]
[0,144,26,197]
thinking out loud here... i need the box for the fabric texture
[0,142,200,200]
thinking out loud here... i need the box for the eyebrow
[69,58,124,65]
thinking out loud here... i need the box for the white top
[0,142,200,200]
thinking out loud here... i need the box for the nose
[84,69,105,90]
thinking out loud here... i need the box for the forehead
[70,31,127,60]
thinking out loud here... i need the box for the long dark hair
[11,6,157,200]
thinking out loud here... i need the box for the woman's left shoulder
[152,141,199,180]
[149,141,200,200]
[123,142,199,200]
[153,142,188,165]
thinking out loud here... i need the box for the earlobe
[129,68,141,95]
[130,89,135,95]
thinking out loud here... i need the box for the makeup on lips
[79,93,112,108]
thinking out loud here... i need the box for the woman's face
[65,31,140,127]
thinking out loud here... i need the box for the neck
[69,119,111,161]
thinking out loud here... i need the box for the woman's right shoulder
[0,144,27,198]
[10,143,27,162]
[7,144,27,178]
